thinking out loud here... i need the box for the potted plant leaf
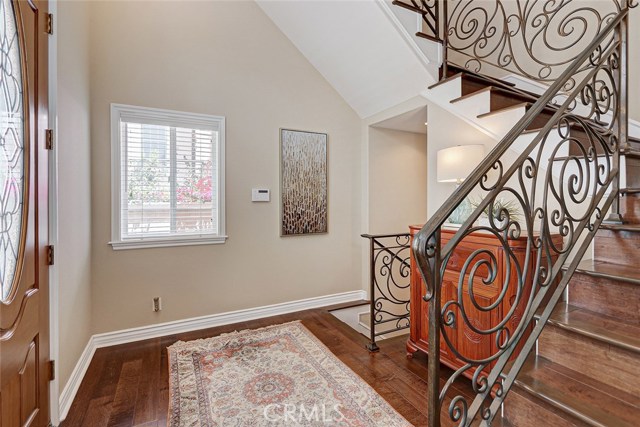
[471,197,522,228]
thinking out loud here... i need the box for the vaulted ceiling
[256,0,440,118]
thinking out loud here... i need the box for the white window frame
[110,103,226,250]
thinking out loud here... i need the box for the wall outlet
[152,297,162,312]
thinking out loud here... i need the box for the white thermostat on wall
[252,188,270,202]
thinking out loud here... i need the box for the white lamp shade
[437,145,486,183]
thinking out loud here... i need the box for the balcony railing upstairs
[393,0,637,426]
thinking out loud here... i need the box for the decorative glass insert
[0,0,25,302]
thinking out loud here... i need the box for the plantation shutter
[119,114,219,241]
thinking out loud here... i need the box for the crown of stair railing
[400,0,637,426]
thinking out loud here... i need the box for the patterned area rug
[168,321,411,426]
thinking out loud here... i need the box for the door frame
[47,0,60,424]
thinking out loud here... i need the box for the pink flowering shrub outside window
[177,162,213,203]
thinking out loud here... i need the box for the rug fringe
[167,319,302,350]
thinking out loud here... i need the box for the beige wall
[365,127,427,315]
[359,97,430,290]
[368,127,427,233]
[57,1,93,389]
[88,1,362,333]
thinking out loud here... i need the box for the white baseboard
[58,338,96,423]
[58,289,367,422]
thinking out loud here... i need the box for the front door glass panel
[0,0,26,302]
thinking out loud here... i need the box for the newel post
[367,236,380,352]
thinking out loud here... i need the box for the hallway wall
[88,0,363,334]
[368,127,427,234]
[56,0,93,392]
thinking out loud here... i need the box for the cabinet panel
[502,248,532,355]
[456,286,497,364]
[416,277,456,358]
[407,226,559,378]
[447,244,492,275]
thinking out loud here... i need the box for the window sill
[109,235,228,250]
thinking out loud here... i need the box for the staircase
[424,66,640,426]
[393,0,640,426]
[503,219,640,426]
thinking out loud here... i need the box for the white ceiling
[256,0,439,118]
[371,105,428,134]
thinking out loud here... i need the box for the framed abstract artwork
[280,129,328,236]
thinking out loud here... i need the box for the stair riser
[451,89,492,116]
[489,91,531,112]
[621,194,640,223]
[526,110,555,131]
[460,78,489,97]
[625,159,640,190]
[503,387,588,427]
[594,229,640,266]
[569,273,640,324]
[538,325,640,397]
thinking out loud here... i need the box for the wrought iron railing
[361,233,412,351]
[404,0,635,84]
[443,0,630,86]
[397,1,636,426]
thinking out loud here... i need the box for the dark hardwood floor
[60,302,475,426]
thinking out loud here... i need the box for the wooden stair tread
[477,101,562,119]
[449,86,492,103]
[476,101,530,118]
[427,72,464,90]
[428,68,517,92]
[599,223,640,232]
[621,147,640,158]
[445,64,517,87]
[511,354,640,427]
[450,85,537,105]
[541,303,640,354]
[573,259,640,285]
[620,188,640,195]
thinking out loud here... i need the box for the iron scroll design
[444,0,628,86]
[361,233,412,352]
[411,7,630,427]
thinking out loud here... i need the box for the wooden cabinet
[407,225,561,379]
